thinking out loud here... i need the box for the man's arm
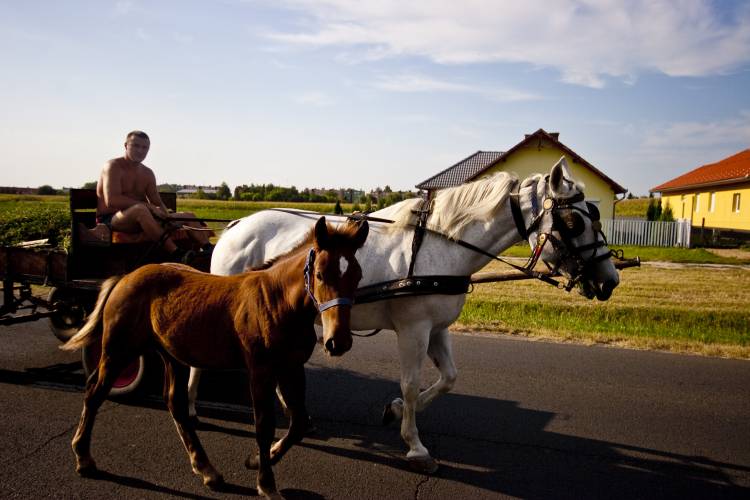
[144,168,171,217]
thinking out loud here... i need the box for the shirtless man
[94,130,212,260]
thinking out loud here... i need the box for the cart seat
[70,189,186,248]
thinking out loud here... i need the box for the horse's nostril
[597,279,617,301]
[325,338,335,353]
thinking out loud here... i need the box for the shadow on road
[3,359,749,499]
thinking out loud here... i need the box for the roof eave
[650,175,750,193]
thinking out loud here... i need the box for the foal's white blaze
[339,256,349,276]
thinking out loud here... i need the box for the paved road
[1,320,748,499]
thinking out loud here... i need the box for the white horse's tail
[60,275,122,351]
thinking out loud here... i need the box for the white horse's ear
[550,157,573,196]
[314,216,329,250]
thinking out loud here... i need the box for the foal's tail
[60,275,123,351]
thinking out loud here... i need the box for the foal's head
[306,217,368,356]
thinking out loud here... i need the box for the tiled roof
[651,149,750,192]
[416,151,505,190]
[415,129,626,193]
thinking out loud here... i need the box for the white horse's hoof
[407,455,439,474]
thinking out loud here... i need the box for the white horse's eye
[339,256,349,276]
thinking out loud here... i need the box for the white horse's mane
[389,171,518,240]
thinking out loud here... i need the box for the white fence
[601,218,692,248]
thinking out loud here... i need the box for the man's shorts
[96,212,115,228]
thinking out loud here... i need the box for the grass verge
[456,261,750,359]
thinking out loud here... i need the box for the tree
[81,181,97,190]
[216,182,231,201]
[659,204,674,222]
[37,185,56,195]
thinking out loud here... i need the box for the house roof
[415,129,626,194]
[415,151,505,190]
[650,149,750,193]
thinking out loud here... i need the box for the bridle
[303,248,355,312]
[510,182,612,292]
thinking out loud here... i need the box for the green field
[2,194,748,358]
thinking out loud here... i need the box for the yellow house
[415,129,626,220]
[650,149,750,233]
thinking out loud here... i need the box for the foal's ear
[353,220,369,249]
[314,216,329,250]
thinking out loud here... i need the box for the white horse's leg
[388,324,438,472]
[415,328,457,412]
[188,367,201,419]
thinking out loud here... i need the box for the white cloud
[266,0,750,88]
[374,73,540,101]
[644,111,750,149]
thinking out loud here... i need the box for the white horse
[189,157,620,472]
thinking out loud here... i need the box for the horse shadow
[6,359,749,499]
[189,362,749,499]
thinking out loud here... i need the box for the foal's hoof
[75,457,98,477]
[407,455,439,474]
[204,473,225,490]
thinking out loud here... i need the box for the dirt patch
[707,248,750,259]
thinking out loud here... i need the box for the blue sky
[2,0,749,195]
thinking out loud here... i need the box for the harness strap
[509,189,528,240]
[407,198,432,277]
[355,275,472,304]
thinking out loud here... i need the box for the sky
[2,0,750,196]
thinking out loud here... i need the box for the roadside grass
[457,260,750,359]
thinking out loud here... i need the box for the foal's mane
[389,171,517,240]
[247,221,364,272]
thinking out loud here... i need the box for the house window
[695,193,700,212]
[733,193,741,213]
[709,192,716,212]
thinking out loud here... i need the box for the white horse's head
[528,157,620,301]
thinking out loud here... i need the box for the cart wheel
[81,343,146,397]
[47,287,91,342]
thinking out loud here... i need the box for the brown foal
[62,216,368,498]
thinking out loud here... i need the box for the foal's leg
[245,360,281,499]
[71,351,134,475]
[269,362,309,464]
[160,353,223,489]
[187,366,201,420]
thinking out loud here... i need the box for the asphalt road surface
[1,320,748,499]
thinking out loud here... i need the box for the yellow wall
[661,185,750,230]
[479,139,618,219]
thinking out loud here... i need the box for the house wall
[480,140,618,220]
[661,183,750,231]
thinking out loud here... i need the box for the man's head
[124,130,150,164]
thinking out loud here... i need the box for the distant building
[415,129,627,220]
[176,185,219,198]
[650,149,750,234]
[0,186,37,195]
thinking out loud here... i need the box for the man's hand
[148,204,169,220]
